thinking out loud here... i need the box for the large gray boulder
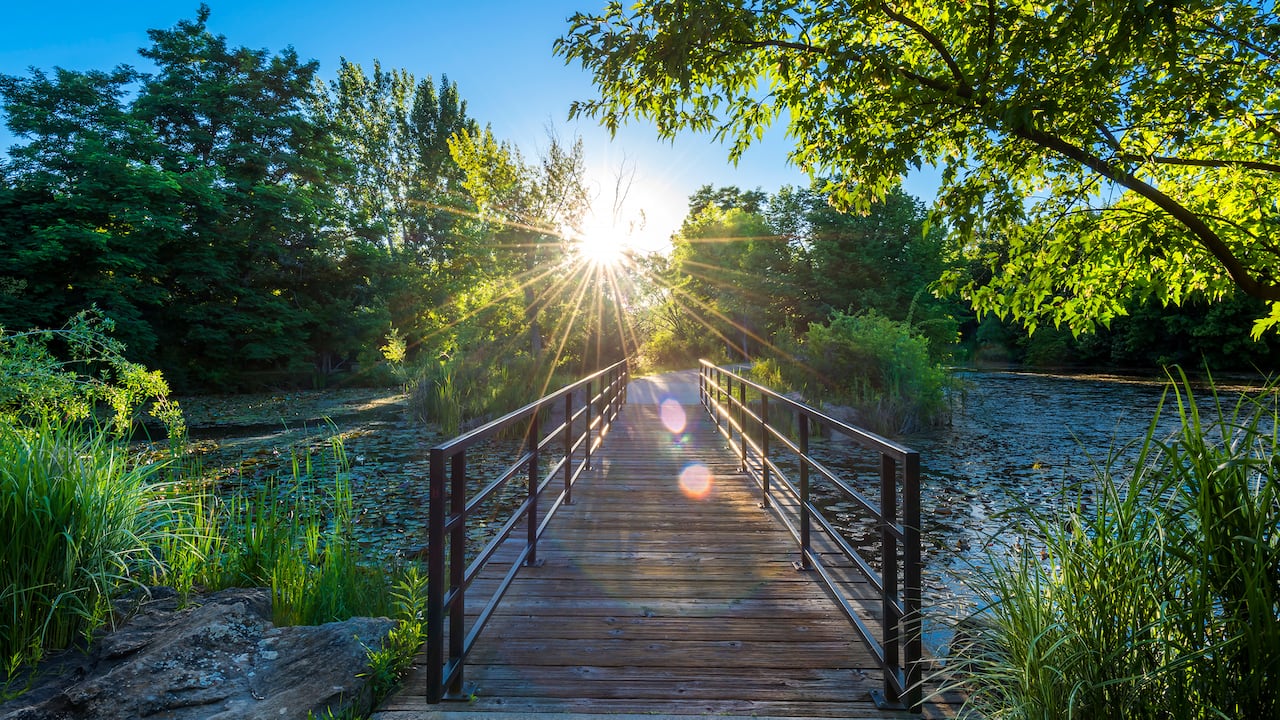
[1,587,395,720]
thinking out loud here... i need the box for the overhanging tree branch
[1117,154,1280,174]
[880,1,974,98]
[1015,124,1280,301]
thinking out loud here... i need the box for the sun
[575,229,626,268]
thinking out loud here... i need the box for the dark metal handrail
[426,359,629,702]
[698,360,924,712]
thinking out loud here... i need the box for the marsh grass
[945,371,1280,719]
[409,351,573,435]
[3,420,418,704]
[1,420,167,680]
[156,436,395,626]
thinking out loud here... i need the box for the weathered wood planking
[373,398,960,719]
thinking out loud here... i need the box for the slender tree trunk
[526,234,543,356]
[525,283,543,356]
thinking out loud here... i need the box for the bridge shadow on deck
[373,371,958,719]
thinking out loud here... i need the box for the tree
[448,127,590,357]
[687,184,767,215]
[326,60,477,262]
[2,6,345,388]
[557,0,1280,335]
[131,4,341,386]
[0,66,184,359]
[321,61,483,364]
[669,200,793,358]
[774,183,960,356]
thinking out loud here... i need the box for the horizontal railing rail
[698,360,923,712]
[426,359,629,702]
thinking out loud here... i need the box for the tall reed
[409,350,573,435]
[197,437,394,626]
[0,421,166,674]
[946,372,1279,719]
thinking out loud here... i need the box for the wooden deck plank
[373,390,954,719]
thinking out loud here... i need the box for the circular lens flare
[659,398,686,434]
[679,463,713,499]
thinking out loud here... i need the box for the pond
[802,369,1262,654]
[150,371,1260,655]
[139,387,528,563]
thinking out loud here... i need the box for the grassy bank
[945,372,1279,719]
[1,419,426,709]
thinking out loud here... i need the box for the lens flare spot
[660,398,686,434]
[679,463,713,499]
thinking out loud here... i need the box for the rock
[820,403,864,442]
[1,588,395,720]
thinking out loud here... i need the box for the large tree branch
[879,2,974,98]
[1014,124,1280,301]
[1200,19,1280,62]
[1114,154,1280,174]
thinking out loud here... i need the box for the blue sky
[0,1,937,250]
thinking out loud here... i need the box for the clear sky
[0,1,938,252]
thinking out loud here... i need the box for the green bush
[638,325,727,374]
[947,372,1280,719]
[0,309,183,440]
[768,311,950,434]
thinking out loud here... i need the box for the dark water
[797,369,1260,654]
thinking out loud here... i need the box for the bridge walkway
[373,370,959,719]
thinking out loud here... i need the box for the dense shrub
[947,373,1280,719]
[0,309,183,439]
[637,325,728,374]
[761,311,950,434]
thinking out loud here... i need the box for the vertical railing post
[760,393,770,507]
[604,367,614,421]
[584,378,594,470]
[526,411,541,566]
[614,365,622,419]
[718,368,726,428]
[425,448,446,703]
[903,452,923,712]
[737,379,747,472]
[880,454,900,705]
[563,392,573,505]
[613,365,621,419]
[709,367,719,426]
[709,365,714,406]
[446,451,467,697]
[798,413,811,570]
[698,364,705,407]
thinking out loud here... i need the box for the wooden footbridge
[373,361,961,719]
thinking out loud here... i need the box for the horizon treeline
[646,182,1280,374]
[4,7,1277,394]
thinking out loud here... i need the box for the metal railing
[426,359,629,702]
[698,360,924,711]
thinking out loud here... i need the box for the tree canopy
[557,0,1280,334]
[0,7,616,390]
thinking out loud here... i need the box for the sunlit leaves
[560,0,1280,333]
